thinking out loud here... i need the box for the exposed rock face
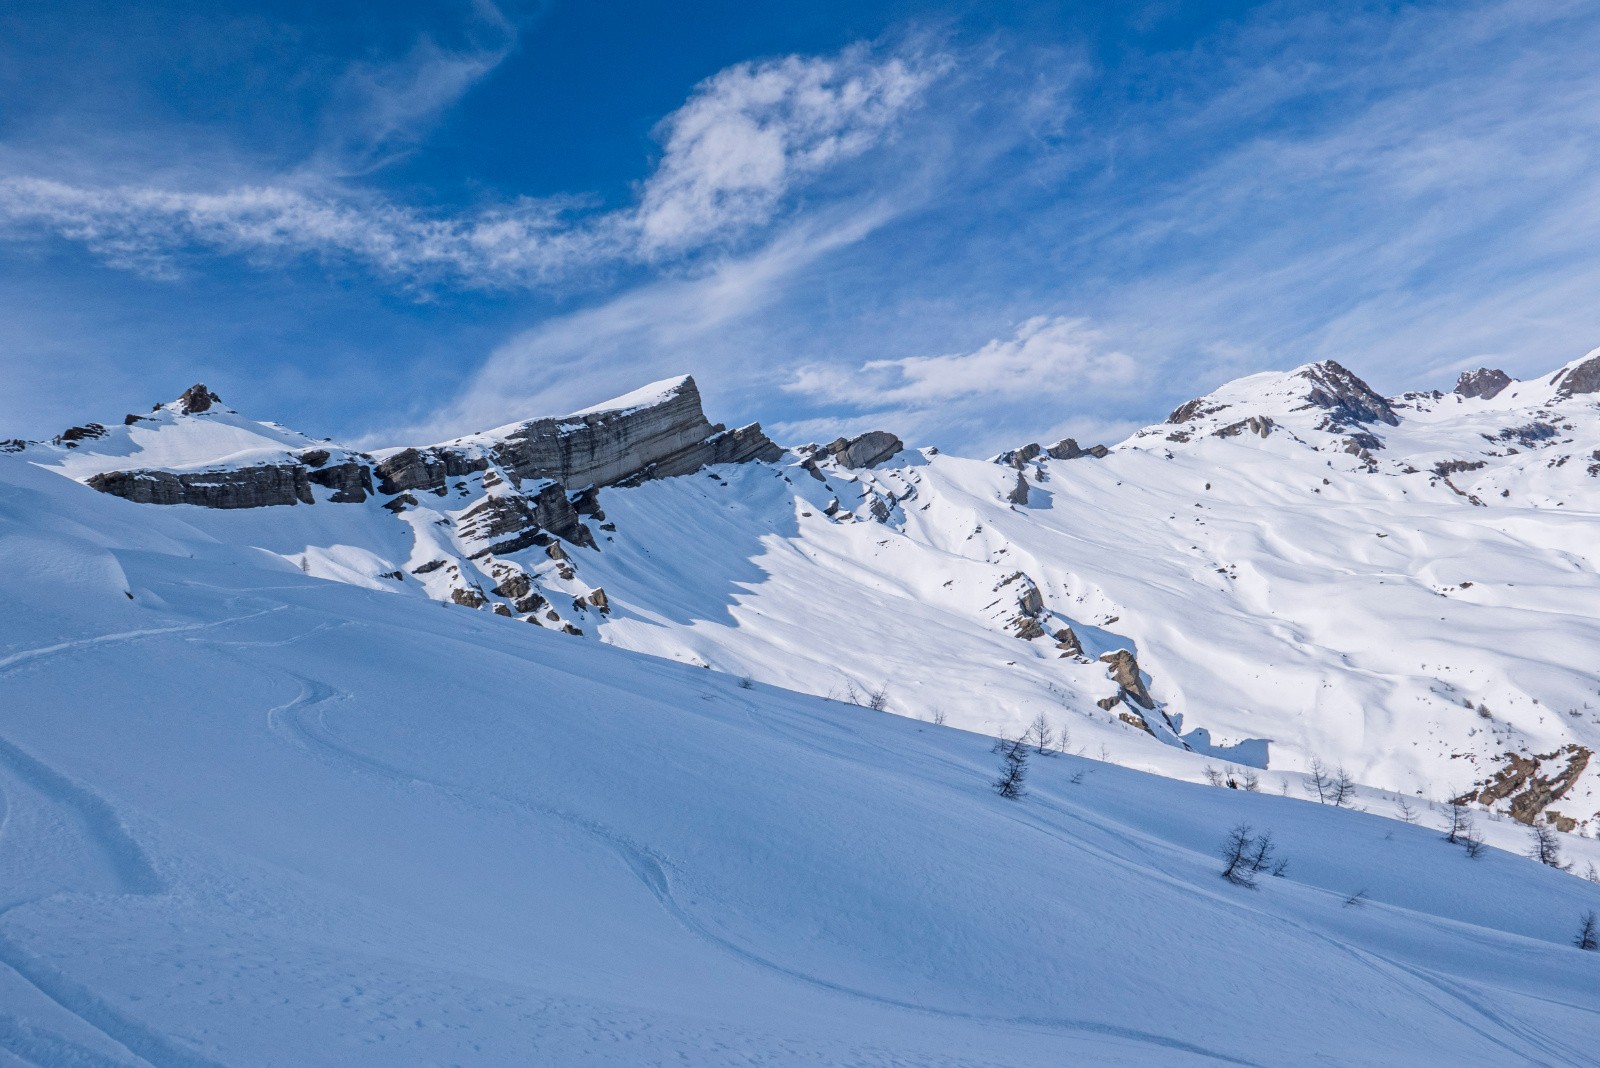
[87,465,316,508]
[1554,353,1600,398]
[488,377,782,489]
[456,485,593,558]
[827,431,903,469]
[1006,472,1030,505]
[57,423,108,445]
[1047,438,1108,459]
[1053,626,1083,657]
[177,384,221,415]
[1099,649,1154,710]
[1457,745,1591,824]
[1454,368,1512,400]
[1215,416,1275,440]
[1295,360,1399,428]
[1168,398,1225,424]
[374,447,488,496]
[998,443,1042,469]
[306,460,373,503]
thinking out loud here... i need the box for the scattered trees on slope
[992,736,1029,800]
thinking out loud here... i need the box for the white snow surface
[19,356,1600,831]
[2,449,1600,1065]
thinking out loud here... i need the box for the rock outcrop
[87,465,316,508]
[826,431,903,469]
[176,384,221,415]
[456,484,594,557]
[1295,360,1399,429]
[1047,438,1108,459]
[1454,368,1512,400]
[374,447,488,496]
[1006,472,1030,505]
[1554,353,1600,398]
[1456,745,1591,824]
[485,377,783,489]
[1099,649,1154,710]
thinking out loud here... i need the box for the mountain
[2,412,1599,1065]
[16,352,1600,837]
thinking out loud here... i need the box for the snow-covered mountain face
[15,352,1600,836]
[5,429,1600,1066]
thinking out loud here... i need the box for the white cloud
[391,203,896,442]
[788,316,1140,409]
[0,43,938,290]
[312,2,518,176]
[637,47,937,253]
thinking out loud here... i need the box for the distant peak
[569,375,696,418]
[1293,360,1398,427]
[176,383,221,415]
[1453,368,1512,400]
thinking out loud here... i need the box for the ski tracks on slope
[265,676,1262,1066]
[0,609,295,1068]
[0,736,232,1068]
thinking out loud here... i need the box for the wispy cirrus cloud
[780,316,1143,450]
[0,42,941,290]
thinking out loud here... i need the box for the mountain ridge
[11,351,1600,835]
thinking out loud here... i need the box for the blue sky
[4,0,1600,453]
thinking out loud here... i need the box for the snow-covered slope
[2,446,1599,1065]
[15,352,1600,841]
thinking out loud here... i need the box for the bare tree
[1221,825,1286,887]
[1462,826,1486,859]
[1247,830,1278,876]
[992,736,1029,800]
[1024,713,1056,755]
[928,707,947,726]
[1445,802,1472,844]
[1576,911,1599,951]
[1330,766,1357,808]
[1529,823,1567,869]
[1396,797,1418,824]
[1054,724,1073,754]
[1221,824,1259,887]
[736,675,754,690]
[1204,765,1225,787]
[1240,768,1261,793]
[1307,758,1332,804]
[865,684,891,712]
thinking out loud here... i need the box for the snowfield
[3,399,1600,1063]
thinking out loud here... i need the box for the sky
[4,0,1600,454]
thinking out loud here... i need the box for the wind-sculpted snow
[0,452,1598,1065]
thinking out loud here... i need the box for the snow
[567,373,694,416]
[18,355,1600,837]
[1,451,1599,1065]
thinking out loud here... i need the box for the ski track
[265,673,1263,1066]
[0,607,286,678]
[0,740,233,1068]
